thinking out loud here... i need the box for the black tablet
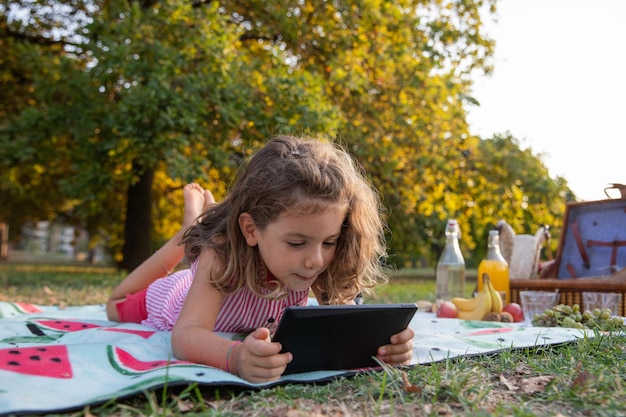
[272,303,417,374]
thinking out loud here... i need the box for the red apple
[502,302,524,322]
[436,301,458,318]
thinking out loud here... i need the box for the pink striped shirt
[142,260,310,333]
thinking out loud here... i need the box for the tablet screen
[273,303,417,374]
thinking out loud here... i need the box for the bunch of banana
[485,274,503,314]
[451,275,503,320]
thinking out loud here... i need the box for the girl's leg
[106,183,214,320]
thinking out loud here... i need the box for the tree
[1,0,572,269]
[0,1,98,254]
[465,132,571,262]
[215,0,500,266]
[1,0,341,269]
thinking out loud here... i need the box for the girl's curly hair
[182,135,388,304]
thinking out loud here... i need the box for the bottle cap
[446,219,460,237]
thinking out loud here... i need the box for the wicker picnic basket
[509,189,626,316]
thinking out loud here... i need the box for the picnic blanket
[0,301,594,416]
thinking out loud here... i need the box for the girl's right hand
[233,327,292,383]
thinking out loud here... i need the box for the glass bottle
[435,219,466,301]
[477,229,510,304]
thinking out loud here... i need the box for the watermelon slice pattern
[34,319,102,332]
[32,319,156,338]
[0,345,72,378]
[107,345,197,375]
[15,302,43,314]
[103,327,156,339]
[0,302,43,318]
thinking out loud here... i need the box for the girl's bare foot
[203,189,215,212]
[182,183,214,228]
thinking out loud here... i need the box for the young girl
[107,135,414,383]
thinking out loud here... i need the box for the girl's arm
[171,248,292,383]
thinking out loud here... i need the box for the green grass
[371,268,478,304]
[2,264,626,416]
[0,263,124,307]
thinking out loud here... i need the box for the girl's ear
[238,213,258,246]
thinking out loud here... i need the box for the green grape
[529,303,625,331]
[562,317,577,328]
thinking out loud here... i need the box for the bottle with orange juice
[477,229,510,305]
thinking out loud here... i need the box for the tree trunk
[120,163,155,271]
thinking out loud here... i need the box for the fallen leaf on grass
[402,371,422,393]
[570,370,595,390]
[500,374,554,395]
[286,407,329,417]
[520,376,554,395]
[204,400,220,410]
[499,374,518,391]
[83,405,96,417]
[175,398,195,413]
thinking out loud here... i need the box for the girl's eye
[323,241,337,247]
[288,242,305,247]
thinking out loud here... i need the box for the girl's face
[239,204,347,292]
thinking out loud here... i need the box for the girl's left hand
[376,326,414,366]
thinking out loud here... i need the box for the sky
[466,0,626,202]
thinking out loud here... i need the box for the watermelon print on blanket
[0,345,72,378]
[107,346,198,376]
[104,327,155,339]
[14,302,43,314]
[0,302,43,318]
[34,319,102,332]
[33,319,156,339]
